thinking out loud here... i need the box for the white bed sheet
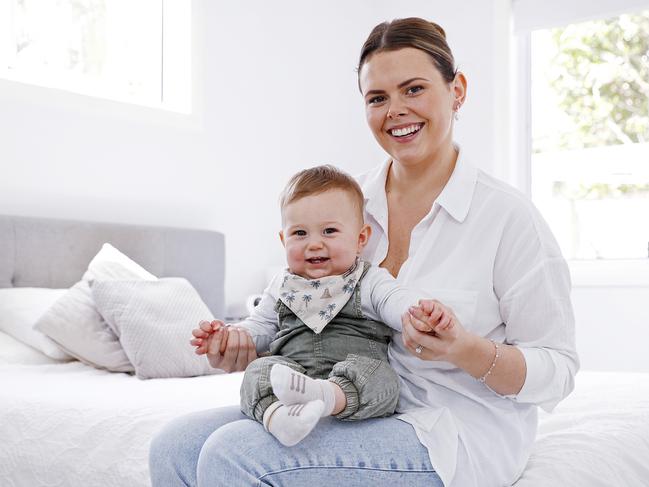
[1,341,648,487]
[0,360,243,487]
[515,371,649,487]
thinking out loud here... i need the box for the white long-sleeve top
[357,150,579,487]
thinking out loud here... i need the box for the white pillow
[0,287,72,360]
[34,243,157,372]
[0,330,61,365]
[92,278,218,379]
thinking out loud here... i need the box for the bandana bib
[279,261,365,334]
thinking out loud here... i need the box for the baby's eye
[406,85,423,95]
[323,227,338,235]
[367,95,386,105]
[293,230,307,236]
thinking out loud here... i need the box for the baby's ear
[357,224,372,253]
[279,230,286,247]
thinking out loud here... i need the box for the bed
[1,214,648,487]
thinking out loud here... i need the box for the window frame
[0,0,192,114]
[512,2,649,285]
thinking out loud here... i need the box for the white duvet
[0,361,242,487]
[514,371,649,487]
[1,341,648,487]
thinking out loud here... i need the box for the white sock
[270,364,336,416]
[262,400,324,447]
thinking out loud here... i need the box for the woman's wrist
[447,331,494,379]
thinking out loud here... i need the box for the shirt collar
[361,146,478,224]
[360,158,391,223]
[435,148,478,223]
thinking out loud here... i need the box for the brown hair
[357,17,457,85]
[280,165,364,222]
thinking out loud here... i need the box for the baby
[192,165,452,446]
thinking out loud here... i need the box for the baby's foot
[263,400,325,447]
[270,364,335,415]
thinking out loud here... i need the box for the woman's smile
[386,122,425,143]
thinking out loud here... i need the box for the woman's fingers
[401,312,429,351]
[245,332,257,365]
[418,299,440,315]
[219,327,230,355]
[206,329,223,356]
[428,303,444,326]
[198,322,255,372]
[417,300,446,328]
[192,328,209,339]
[199,320,214,333]
[408,306,435,332]
[221,328,243,371]
[210,319,225,331]
[436,312,453,332]
[233,330,250,372]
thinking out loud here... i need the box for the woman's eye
[367,95,386,105]
[323,228,338,235]
[406,85,423,95]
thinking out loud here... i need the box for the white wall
[572,287,649,372]
[0,0,504,317]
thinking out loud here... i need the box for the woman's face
[359,47,465,168]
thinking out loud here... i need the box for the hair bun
[357,17,457,84]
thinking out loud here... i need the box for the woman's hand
[401,300,469,364]
[190,320,257,372]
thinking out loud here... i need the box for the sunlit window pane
[531,10,649,260]
[1,0,165,107]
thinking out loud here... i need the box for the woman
[149,17,578,487]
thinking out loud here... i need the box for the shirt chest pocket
[414,287,479,331]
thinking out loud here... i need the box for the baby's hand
[190,319,229,355]
[205,325,257,372]
[409,300,455,335]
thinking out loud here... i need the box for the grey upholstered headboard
[0,215,225,316]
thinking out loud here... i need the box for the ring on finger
[415,344,423,354]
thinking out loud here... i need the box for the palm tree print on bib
[279,262,364,334]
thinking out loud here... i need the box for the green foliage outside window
[547,10,649,151]
[539,11,649,201]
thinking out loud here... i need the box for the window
[0,0,190,112]
[530,10,649,260]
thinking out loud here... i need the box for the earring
[453,101,462,121]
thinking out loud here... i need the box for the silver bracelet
[478,340,500,383]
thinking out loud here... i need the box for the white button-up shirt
[358,150,579,487]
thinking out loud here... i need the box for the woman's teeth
[390,123,422,137]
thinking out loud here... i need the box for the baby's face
[280,189,368,280]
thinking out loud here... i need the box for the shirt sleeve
[494,203,579,413]
[361,266,423,331]
[235,273,281,354]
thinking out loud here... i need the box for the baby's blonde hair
[279,165,364,222]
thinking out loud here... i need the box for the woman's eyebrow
[364,77,430,96]
[397,77,429,88]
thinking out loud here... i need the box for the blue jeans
[149,406,443,487]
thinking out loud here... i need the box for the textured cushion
[0,288,72,360]
[92,278,217,379]
[34,243,156,372]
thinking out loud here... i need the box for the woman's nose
[387,99,408,119]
